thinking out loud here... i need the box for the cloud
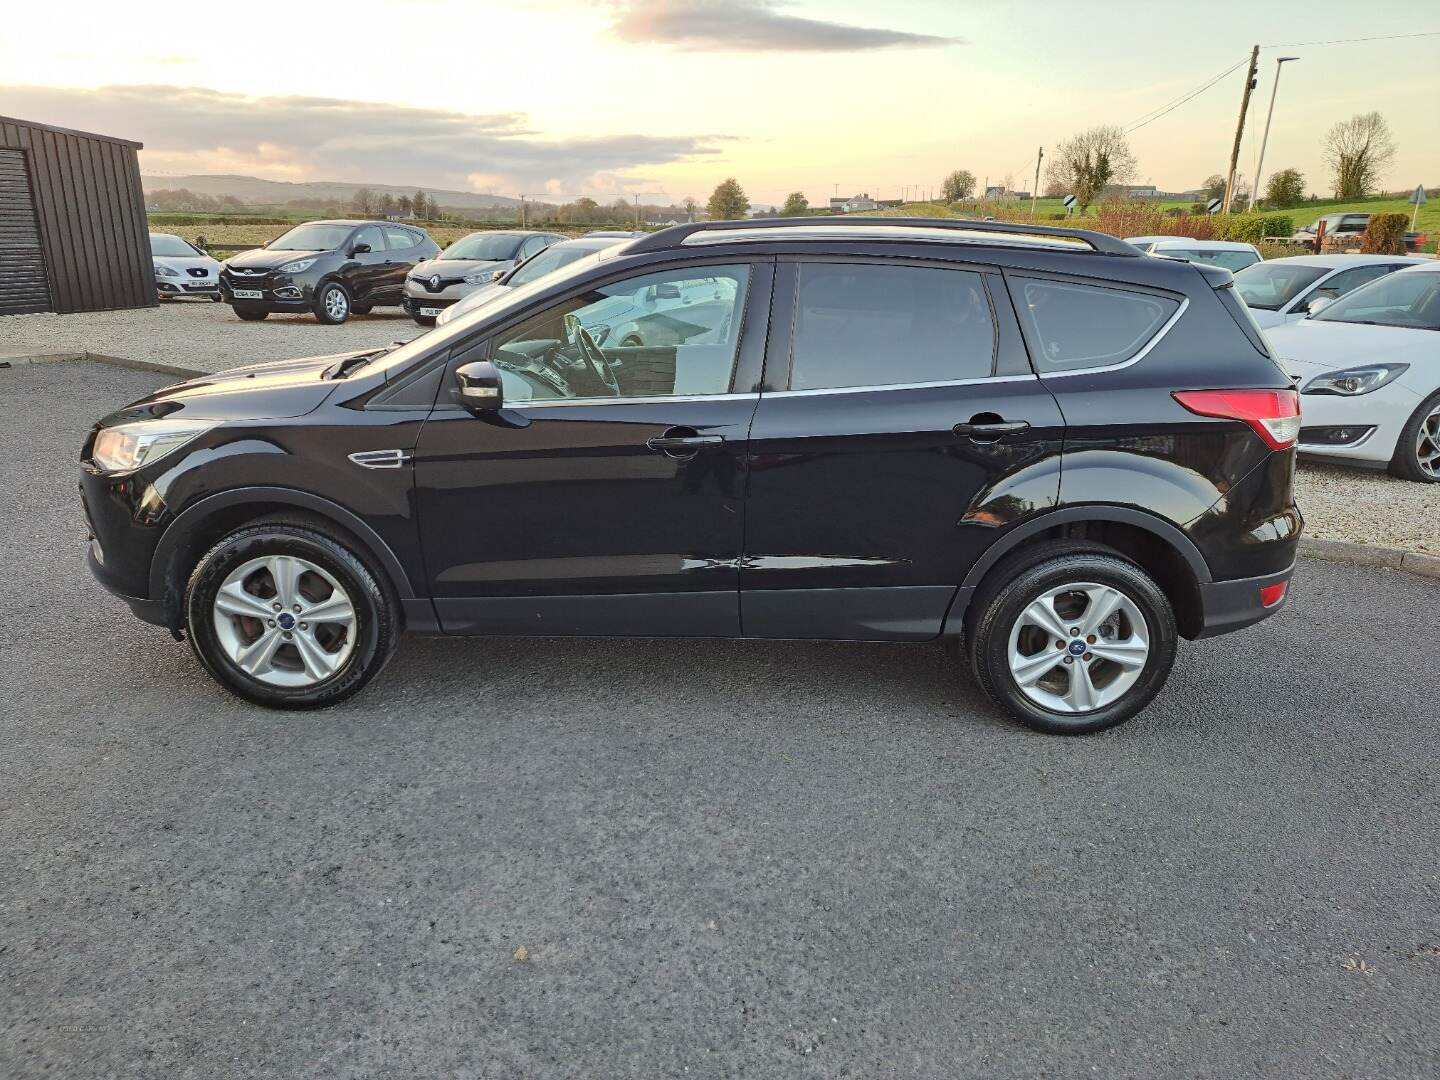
[0,84,727,193]
[610,0,961,52]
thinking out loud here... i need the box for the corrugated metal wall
[0,115,155,315]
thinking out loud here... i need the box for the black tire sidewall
[233,307,268,321]
[185,525,394,708]
[1389,390,1440,484]
[971,553,1177,735]
[314,282,351,325]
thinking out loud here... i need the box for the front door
[348,224,389,304]
[741,258,1065,640]
[414,259,772,636]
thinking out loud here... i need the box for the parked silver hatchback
[402,230,563,326]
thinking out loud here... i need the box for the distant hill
[141,173,521,210]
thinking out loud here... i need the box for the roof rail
[625,215,1139,257]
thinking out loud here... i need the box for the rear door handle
[952,420,1031,439]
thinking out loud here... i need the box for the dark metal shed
[0,115,155,316]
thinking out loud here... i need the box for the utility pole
[1031,147,1043,216]
[1252,56,1300,213]
[1222,45,1260,214]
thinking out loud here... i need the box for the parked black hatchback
[83,217,1301,733]
[220,220,440,324]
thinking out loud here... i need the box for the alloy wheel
[1006,581,1150,714]
[1416,404,1440,480]
[323,286,348,321]
[211,555,357,687]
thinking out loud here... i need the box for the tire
[966,540,1177,735]
[184,520,398,709]
[209,293,225,303]
[233,307,268,321]
[314,282,351,325]
[1387,389,1440,484]
[412,314,436,327]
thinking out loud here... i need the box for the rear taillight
[1171,388,1301,450]
[1259,581,1288,607]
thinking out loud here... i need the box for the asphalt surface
[3,359,1439,1079]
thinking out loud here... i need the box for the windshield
[150,234,201,257]
[1233,263,1329,310]
[440,233,524,261]
[367,250,609,378]
[1160,249,1260,272]
[509,242,609,286]
[1314,271,1440,330]
[268,223,354,251]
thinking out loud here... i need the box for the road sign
[1409,186,1427,205]
[1062,194,1077,209]
[1206,197,1223,214]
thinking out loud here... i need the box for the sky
[1,0,1437,206]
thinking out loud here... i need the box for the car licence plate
[420,307,442,317]
[232,288,263,300]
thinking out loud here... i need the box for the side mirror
[652,283,681,300]
[1307,296,1333,316]
[455,360,503,411]
[351,242,372,256]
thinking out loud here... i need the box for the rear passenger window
[1016,279,1178,372]
[790,264,996,390]
[384,227,417,250]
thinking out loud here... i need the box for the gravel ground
[4,360,1440,1079]
[0,299,423,374]
[1296,462,1440,554]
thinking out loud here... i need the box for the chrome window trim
[767,373,1038,398]
[505,392,760,410]
[1031,296,1190,380]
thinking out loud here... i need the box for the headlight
[463,268,502,285]
[155,265,179,277]
[91,420,215,473]
[1302,364,1409,396]
[278,258,317,274]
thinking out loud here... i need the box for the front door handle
[952,420,1031,440]
[647,428,724,458]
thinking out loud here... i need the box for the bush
[1361,213,1409,254]
[1261,215,1294,238]
[1216,214,1266,244]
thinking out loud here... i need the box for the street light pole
[1252,56,1300,212]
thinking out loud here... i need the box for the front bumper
[1194,562,1295,639]
[220,271,314,310]
[1294,384,1416,466]
[402,294,461,317]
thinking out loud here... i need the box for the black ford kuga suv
[82,217,1302,733]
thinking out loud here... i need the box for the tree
[683,197,698,222]
[1044,126,1137,212]
[1264,168,1306,209]
[350,188,377,216]
[1323,112,1396,199]
[412,189,431,219]
[941,169,977,202]
[780,191,810,216]
[706,178,750,221]
[1201,174,1227,202]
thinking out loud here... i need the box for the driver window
[489,264,750,403]
[354,226,384,253]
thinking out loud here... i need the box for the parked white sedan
[1233,254,1427,329]
[150,233,223,301]
[1267,263,1440,482]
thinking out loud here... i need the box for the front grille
[187,267,209,278]
[408,274,462,292]
[228,267,267,277]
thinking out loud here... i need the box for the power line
[1263,30,1440,47]
[1123,55,1252,134]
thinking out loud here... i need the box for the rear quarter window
[1013,278,1179,373]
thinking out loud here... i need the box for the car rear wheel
[233,307,268,321]
[967,541,1177,735]
[1388,390,1440,484]
[314,282,351,325]
[185,521,398,709]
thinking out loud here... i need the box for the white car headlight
[463,268,503,285]
[278,258,317,274]
[1302,364,1409,396]
[91,420,215,473]
[155,265,179,277]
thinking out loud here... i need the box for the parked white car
[150,233,223,301]
[1124,235,1190,252]
[436,235,634,326]
[1233,254,1427,329]
[1142,238,1262,273]
[1266,262,1440,482]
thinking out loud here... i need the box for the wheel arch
[149,487,416,628]
[948,506,1212,640]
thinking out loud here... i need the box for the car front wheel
[314,282,351,325]
[185,520,398,708]
[967,541,1177,734]
[1388,390,1440,484]
[233,307,268,321]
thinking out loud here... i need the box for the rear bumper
[1194,562,1294,639]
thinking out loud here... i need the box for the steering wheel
[565,314,621,397]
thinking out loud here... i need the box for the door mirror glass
[455,360,503,410]
[652,283,682,300]
[351,242,372,256]
[1307,296,1333,315]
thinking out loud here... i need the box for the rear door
[382,226,424,293]
[740,257,1065,640]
